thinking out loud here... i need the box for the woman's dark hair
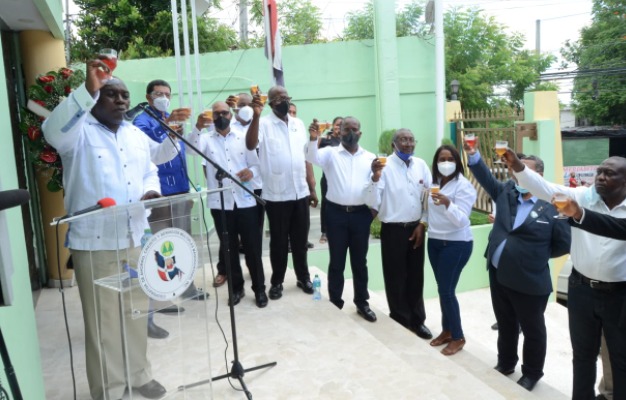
[332,116,343,125]
[432,144,464,180]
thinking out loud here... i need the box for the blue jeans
[568,269,626,400]
[427,239,472,340]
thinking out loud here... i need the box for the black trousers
[380,222,426,330]
[489,265,549,381]
[320,174,329,234]
[216,189,264,276]
[326,202,373,309]
[211,206,265,293]
[265,198,311,286]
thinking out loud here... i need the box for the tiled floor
[34,206,598,399]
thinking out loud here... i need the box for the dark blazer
[569,208,626,240]
[469,157,571,296]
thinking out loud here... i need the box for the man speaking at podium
[42,60,175,400]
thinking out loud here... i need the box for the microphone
[57,197,117,221]
[124,102,149,121]
[0,189,30,211]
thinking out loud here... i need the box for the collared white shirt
[427,174,476,242]
[515,167,626,282]
[365,153,432,223]
[187,125,259,210]
[256,112,309,201]
[42,83,162,251]
[231,119,262,191]
[306,141,374,205]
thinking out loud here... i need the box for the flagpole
[262,0,275,87]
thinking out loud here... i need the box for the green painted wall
[0,42,46,399]
[115,37,437,197]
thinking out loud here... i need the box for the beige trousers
[72,249,152,400]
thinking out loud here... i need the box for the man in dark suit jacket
[465,143,571,392]
[559,198,626,240]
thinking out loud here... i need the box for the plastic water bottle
[140,228,153,247]
[313,274,322,301]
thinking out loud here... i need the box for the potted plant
[20,67,85,192]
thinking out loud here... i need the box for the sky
[66,0,595,102]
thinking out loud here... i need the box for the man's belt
[383,221,420,228]
[572,268,626,291]
[326,200,369,213]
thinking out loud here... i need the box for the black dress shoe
[255,291,268,308]
[148,321,169,339]
[134,379,166,399]
[268,284,283,300]
[228,289,245,306]
[357,306,377,322]
[517,375,538,391]
[494,364,515,376]
[296,280,314,294]
[414,324,433,340]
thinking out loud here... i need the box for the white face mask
[438,161,456,177]
[237,106,253,123]
[153,96,170,113]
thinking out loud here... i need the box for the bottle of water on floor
[313,274,321,301]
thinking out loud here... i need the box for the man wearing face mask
[186,101,268,307]
[464,142,570,392]
[306,117,377,321]
[246,86,318,301]
[366,129,433,336]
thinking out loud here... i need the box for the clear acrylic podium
[54,190,224,399]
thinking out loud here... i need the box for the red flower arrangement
[20,67,85,192]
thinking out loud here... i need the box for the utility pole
[535,19,541,54]
[239,0,248,44]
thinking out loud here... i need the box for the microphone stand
[139,105,275,399]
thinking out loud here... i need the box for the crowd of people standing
[42,57,624,399]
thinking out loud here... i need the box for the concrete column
[373,0,401,136]
[19,30,72,287]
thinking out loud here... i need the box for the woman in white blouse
[427,145,477,356]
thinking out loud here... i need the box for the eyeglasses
[269,96,292,104]
[151,91,171,99]
[395,137,416,145]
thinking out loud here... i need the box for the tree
[561,0,626,125]
[248,0,325,46]
[342,1,429,41]
[69,0,238,62]
[342,1,556,109]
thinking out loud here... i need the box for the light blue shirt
[491,194,537,268]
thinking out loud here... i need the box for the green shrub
[370,210,490,237]
[378,129,396,155]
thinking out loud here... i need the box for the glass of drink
[250,84,260,96]
[168,121,183,133]
[431,183,441,204]
[260,93,268,105]
[494,140,508,163]
[97,48,117,82]
[202,110,213,127]
[465,133,476,150]
[553,193,569,219]
[318,122,330,134]
[377,153,387,166]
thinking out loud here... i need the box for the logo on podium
[137,228,198,300]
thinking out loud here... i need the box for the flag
[263,0,284,87]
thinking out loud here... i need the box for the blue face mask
[515,184,529,194]
[395,149,413,162]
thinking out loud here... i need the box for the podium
[54,190,223,399]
